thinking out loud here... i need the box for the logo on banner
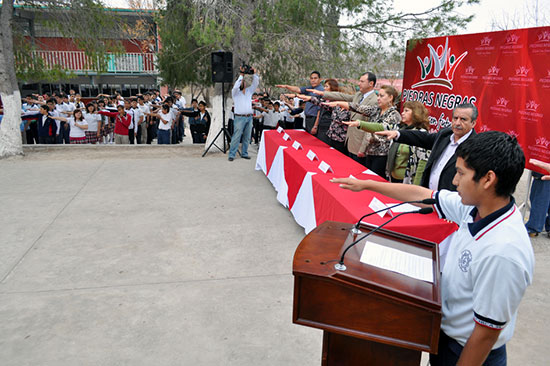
[480,37,492,46]
[460,66,478,83]
[490,96,512,118]
[507,130,519,139]
[476,36,495,55]
[506,34,520,44]
[530,30,550,53]
[519,100,544,122]
[478,125,492,132]
[509,66,534,86]
[412,37,468,90]
[540,70,550,89]
[501,33,522,53]
[528,137,550,160]
[536,137,550,149]
[482,66,503,85]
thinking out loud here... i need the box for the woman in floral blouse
[344,100,431,184]
[324,85,401,177]
[291,78,351,154]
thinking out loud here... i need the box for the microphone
[335,207,434,271]
[351,198,436,234]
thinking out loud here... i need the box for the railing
[29,50,158,74]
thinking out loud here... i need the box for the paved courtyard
[0,144,548,365]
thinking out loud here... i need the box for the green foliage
[13,1,129,81]
[156,0,479,88]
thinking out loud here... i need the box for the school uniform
[430,190,534,365]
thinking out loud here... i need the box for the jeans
[430,331,507,366]
[525,172,550,233]
[157,129,171,144]
[228,115,252,158]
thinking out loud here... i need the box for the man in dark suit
[376,103,478,191]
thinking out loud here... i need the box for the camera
[241,62,254,75]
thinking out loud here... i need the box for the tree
[0,0,126,158]
[490,0,550,30]
[154,0,479,87]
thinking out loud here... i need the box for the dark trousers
[252,118,262,144]
[294,117,304,130]
[39,136,55,144]
[365,155,388,179]
[27,122,38,144]
[147,122,157,144]
[305,115,316,133]
[430,331,506,366]
[349,152,367,167]
[329,139,347,155]
[136,125,142,144]
[171,125,178,144]
[56,122,70,144]
[190,124,206,144]
[128,128,135,144]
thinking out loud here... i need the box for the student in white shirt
[83,103,102,144]
[148,104,172,145]
[51,109,89,144]
[331,131,534,366]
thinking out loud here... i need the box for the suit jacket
[323,91,378,155]
[396,128,476,191]
[24,113,57,137]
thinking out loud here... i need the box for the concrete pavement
[0,143,548,365]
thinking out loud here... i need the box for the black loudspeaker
[211,51,233,83]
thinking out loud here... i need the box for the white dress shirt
[232,74,260,115]
[429,130,473,190]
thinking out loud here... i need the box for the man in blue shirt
[276,71,324,133]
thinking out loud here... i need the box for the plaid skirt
[103,123,114,136]
[70,136,86,144]
[85,131,98,144]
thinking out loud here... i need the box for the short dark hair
[191,99,198,103]
[310,71,321,78]
[454,103,478,122]
[199,101,207,107]
[362,71,377,87]
[456,131,525,197]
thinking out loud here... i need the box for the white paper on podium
[360,241,433,283]
[292,140,302,150]
[277,126,284,133]
[283,133,291,141]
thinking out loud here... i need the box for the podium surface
[292,221,442,365]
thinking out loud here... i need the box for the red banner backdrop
[402,26,550,173]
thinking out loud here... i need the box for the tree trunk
[0,0,23,158]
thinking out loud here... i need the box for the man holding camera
[228,64,260,161]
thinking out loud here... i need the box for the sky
[105,0,549,35]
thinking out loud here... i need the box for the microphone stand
[335,207,433,271]
[351,198,437,234]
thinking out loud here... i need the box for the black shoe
[228,157,234,161]
[242,156,251,160]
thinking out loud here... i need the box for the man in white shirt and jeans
[228,65,260,161]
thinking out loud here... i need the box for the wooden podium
[293,221,441,366]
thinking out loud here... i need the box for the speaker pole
[202,81,232,157]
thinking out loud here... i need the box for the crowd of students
[18,90,210,145]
